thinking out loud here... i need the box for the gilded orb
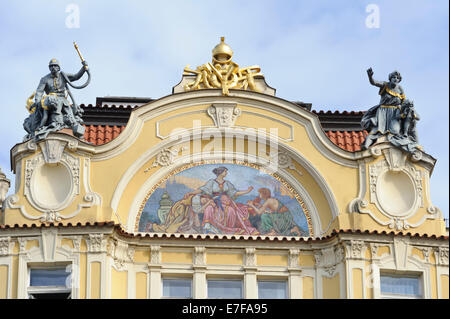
[212,37,233,63]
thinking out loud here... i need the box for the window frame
[257,279,289,299]
[27,264,72,299]
[207,278,243,299]
[161,277,193,299]
[379,272,423,299]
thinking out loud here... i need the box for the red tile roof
[325,130,368,152]
[83,125,125,145]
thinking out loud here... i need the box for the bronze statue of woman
[361,68,405,150]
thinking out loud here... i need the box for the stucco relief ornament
[314,246,343,277]
[438,247,449,265]
[348,240,365,259]
[369,243,379,259]
[0,237,10,256]
[276,152,296,170]
[288,249,300,268]
[88,234,105,253]
[207,104,241,127]
[194,246,206,265]
[153,149,175,167]
[361,68,422,154]
[111,241,135,270]
[150,245,161,264]
[17,238,27,254]
[146,146,189,171]
[23,42,91,141]
[353,148,438,232]
[41,210,62,223]
[245,248,257,267]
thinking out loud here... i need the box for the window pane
[380,275,420,297]
[258,281,287,299]
[208,280,242,299]
[30,268,70,287]
[163,279,192,298]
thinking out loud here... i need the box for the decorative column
[244,248,258,299]
[288,249,302,299]
[87,234,108,299]
[343,240,367,299]
[148,245,161,299]
[193,246,207,299]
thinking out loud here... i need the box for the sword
[73,42,88,70]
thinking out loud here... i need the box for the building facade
[0,39,448,299]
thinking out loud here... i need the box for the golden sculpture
[183,37,262,95]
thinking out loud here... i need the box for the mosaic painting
[138,163,311,236]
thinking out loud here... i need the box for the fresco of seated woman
[184,166,259,235]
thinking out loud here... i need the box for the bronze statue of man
[24,55,91,140]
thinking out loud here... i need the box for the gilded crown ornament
[183,37,263,95]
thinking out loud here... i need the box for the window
[162,278,192,298]
[380,273,422,299]
[207,279,242,299]
[258,280,288,299]
[28,266,72,299]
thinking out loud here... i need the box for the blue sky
[0,0,448,221]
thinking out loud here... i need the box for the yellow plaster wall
[25,240,39,250]
[0,265,8,299]
[322,274,340,299]
[12,242,19,254]
[352,268,363,299]
[11,255,18,299]
[111,268,128,299]
[429,253,438,299]
[411,247,424,260]
[377,246,390,257]
[298,254,315,267]
[256,253,287,266]
[430,265,438,299]
[440,275,449,299]
[161,251,192,264]
[134,249,150,263]
[206,252,243,265]
[80,239,87,252]
[90,262,101,299]
[302,276,314,299]
[60,238,74,249]
[136,272,147,299]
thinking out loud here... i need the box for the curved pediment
[81,89,362,165]
[6,88,443,237]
